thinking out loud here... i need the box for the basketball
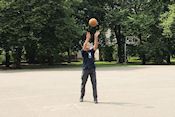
[89,18,98,27]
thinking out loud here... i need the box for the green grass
[95,61,117,65]
[171,57,175,62]
[44,61,139,69]
[2,56,175,70]
[0,60,140,70]
[127,57,141,63]
[66,60,140,68]
[64,61,117,65]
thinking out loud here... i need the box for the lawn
[127,57,142,63]
[0,60,139,70]
[170,57,175,62]
[1,56,175,70]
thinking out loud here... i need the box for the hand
[86,32,91,40]
[94,30,100,38]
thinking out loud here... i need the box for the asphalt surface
[0,66,175,117]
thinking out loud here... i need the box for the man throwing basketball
[80,30,100,104]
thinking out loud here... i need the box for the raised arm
[83,32,91,50]
[94,30,100,51]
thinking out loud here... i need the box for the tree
[0,0,83,67]
[120,0,173,64]
[74,0,110,61]
[160,3,175,63]
[0,0,29,68]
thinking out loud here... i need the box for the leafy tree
[0,0,29,68]
[0,0,83,67]
[74,0,108,61]
[160,3,175,63]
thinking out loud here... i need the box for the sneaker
[94,99,98,104]
[80,98,83,102]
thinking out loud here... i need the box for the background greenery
[0,0,175,68]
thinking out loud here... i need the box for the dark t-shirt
[81,49,95,70]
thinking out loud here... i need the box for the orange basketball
[89,18,98,27]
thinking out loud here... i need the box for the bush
[0,51,6,65]
[101,45,114,62]
[0,55,6,64]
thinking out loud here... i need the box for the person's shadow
[83,100,155,109]
[83,100,136,106]
[99,102,134,106]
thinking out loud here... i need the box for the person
[80,30,100,104]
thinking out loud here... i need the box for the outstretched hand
[93,30,100,51]
[94,30,100,38]
[86,32,91,40]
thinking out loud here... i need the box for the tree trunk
[5,49,10,67]
[114,25,124,63]
[142,55,146,65]
[25,40,37,64]
[48,55,54,65]
[139,34,146,65]
[166,55,171,64]
[167,38,171,64]
[46,50,54,65]
[68,48,71,63]
[15,48,22,68]
[98,46,103,61]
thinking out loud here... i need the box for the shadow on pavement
[83,100,140,106]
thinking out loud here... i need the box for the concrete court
[0,66,175,117]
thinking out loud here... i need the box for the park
[0,0,175,117]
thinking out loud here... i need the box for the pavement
[0,66,175,117]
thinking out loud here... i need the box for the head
[85,42,93,50]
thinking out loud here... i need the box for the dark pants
[80,68,97,99]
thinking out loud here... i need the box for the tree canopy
[0,0,175,68]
